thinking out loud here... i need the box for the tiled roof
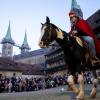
[87,9,100,29]
[13,48,47,60]
[19,63,44,75]
[0,57,44,75]
[0,57,21,72]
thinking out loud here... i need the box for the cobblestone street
[0,84,100,100]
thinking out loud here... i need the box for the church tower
[71,0,83,19]
[1,22,15,58]
[20,30,30,54]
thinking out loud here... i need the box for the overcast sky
[0,0,99,54]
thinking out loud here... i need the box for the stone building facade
[0,58,22,77]
[87,9,100,38]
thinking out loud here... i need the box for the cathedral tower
[1,22,15,58]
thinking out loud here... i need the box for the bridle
[43,23,73,47]
[42,23,53,47]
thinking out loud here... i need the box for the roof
[0,57,21,72]
[87,9,100,29]
[45,47,62,56]
[0,57,45,75]
[19,63,44,75]
[13,48,47,60]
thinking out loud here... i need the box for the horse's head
[39,16,64,48]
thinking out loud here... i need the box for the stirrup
[91,58,100,66]
[95,56,100,61]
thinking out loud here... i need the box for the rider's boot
[90,52,100,66]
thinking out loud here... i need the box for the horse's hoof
[67,84,79,94]
[75,89,80,95]
[90,91,96,98]
[90,88,96,98]
[90,93,96,99]
[72,87,80,95]
[67,85,73,91]
[76,92,84,100]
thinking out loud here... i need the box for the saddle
[74,36,87,48]
[74,36,100,66]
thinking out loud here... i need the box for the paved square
[0,85,100,100]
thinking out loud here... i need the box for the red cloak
[75,19,100,55]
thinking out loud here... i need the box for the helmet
[69,10,83,19]
[69,11,77,17]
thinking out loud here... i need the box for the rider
[68,11,100,65]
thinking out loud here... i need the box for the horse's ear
[41,23,43,26]
[46,16,50,23]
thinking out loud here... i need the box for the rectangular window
[95,19,100,24]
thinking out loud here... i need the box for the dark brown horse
[39,17,100,99]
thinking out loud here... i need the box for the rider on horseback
[68,11,100,66]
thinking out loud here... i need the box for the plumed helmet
[69,11,77,17]
[69,10,83,19]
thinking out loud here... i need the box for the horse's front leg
[68,75,79,95]
[77,72,85,99]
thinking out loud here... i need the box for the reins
[47,24,74,47]
[48,42,72,47]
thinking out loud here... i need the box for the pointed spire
[21,30,30,50]
[70,0,83,19]
[23,30,28,45]
[1,21,15,44]
[5,21,12,39]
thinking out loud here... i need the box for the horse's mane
[50,23,67,34]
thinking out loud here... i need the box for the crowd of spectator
[84,71,93,84]
[0,71,98,93]
[0,73,68,93]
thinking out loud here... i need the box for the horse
[39,16,100,99]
